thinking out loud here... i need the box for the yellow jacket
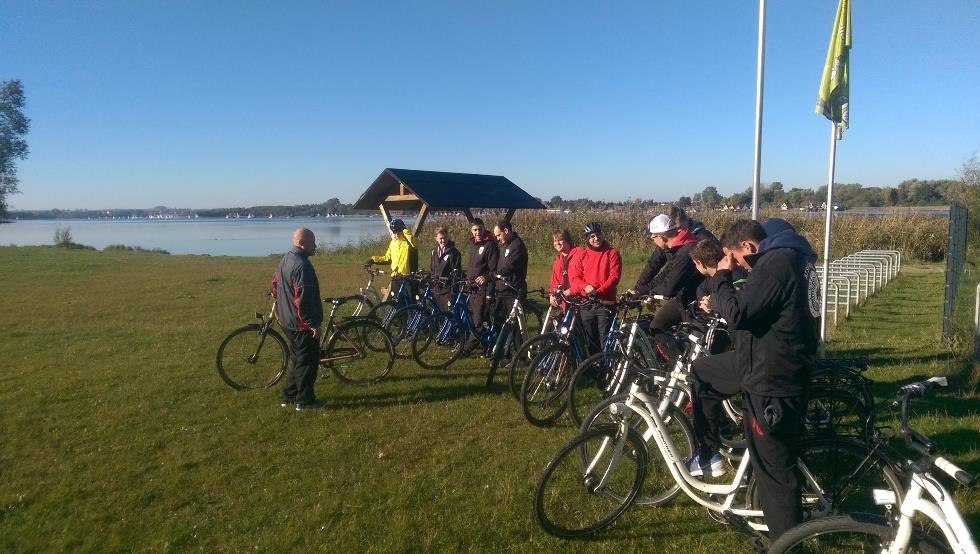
[371,230,416,276]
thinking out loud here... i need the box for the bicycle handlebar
[895,376,975,485]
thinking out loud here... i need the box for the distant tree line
[10,198,363,220]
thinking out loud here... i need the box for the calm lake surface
[0,217,404,256]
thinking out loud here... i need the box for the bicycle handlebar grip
[935,456,975,486]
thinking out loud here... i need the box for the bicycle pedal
[721,510,767,546]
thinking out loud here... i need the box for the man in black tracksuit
[631,207,715,296]
[271,228,326,410]
[688,218,820,541]
[430,226,462,312]
[465,218,499,329]
[491,219,528,323]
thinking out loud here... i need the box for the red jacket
[569,242,622,301]
[550,247,583,293]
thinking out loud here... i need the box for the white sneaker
[686,452,728,478]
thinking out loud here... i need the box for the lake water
[0,217,407,256]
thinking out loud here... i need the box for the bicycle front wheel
[324,319,394,384]
[385,304,428,358]
[767,512,949,553]
[412,312,465,370]
[487,322,521,386]
[216,324,288,390]
[367,300,400,327]
[521,344,574,427]
[534,424,647,538]
[508,333,560,400]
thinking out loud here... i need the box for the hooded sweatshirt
[466,230,499,287]
[649,228,703,304]
[371,230,417,277]
[494,232,528,295]
[706,218,820,397]
[569,241,622,302]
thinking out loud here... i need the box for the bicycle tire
[324,318,394,384]
[567,350,628,427]
[579,392,695,507]
[216,324,289,390]
[804,385,874,441]
[507,333,560,400]
[412,312,465,370]
[521,344,574,427]
[330,294,373,321]
[768,512,948,553]
[747,436,904,521]
[524,301,545,335]
[533,424,647,539]
[384,304,428,358]
[367,300,400,327]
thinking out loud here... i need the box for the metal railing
[817,249,902,327]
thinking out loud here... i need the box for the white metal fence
[817,249,902,326]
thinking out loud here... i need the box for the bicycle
[485,287,549,387]
[504,289,578,399]
[384,273,453,358]
[216,294,395,389]
[769,376,977,553]
[367,270,425,326]
[533,365,903,540]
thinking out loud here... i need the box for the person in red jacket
[548,229,581,308]
[569,221,622,354]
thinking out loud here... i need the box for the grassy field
[0,246,977,552]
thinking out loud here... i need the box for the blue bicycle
[367,270,429,327]
[384,272,457,358]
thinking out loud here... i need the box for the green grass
[0,246,977,551]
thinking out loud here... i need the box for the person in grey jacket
[271,228,326,411]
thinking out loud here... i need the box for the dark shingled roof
[353,168,545,211]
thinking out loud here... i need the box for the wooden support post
[504,208,516,221]
[414,203,430,236]
[462,208,475,223]
[378,203,390,230]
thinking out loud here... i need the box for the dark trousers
[468,287,491,328]
[650,297,684,332]
[281,329,320,404]
[494,292,525,325]
[579,305,612,355]
[690,351,806,540]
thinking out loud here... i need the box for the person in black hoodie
[430,226,461,312]
[630,206,715,296]
[687,218,820,542]
[491,219,528,323]
[465,218,499,329]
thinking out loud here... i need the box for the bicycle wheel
[768,513,945,554]
[216,324,289,390]
[524,301,545,335]
[521,344,575,427]
[487,322,520,386]
[324,319,394,384]
[508,333,560,400]
[412,312,465,370]
[748,437,903,520]
[567,351,627,427]
[384,304,428,358]
[580,392,695,507]
[367,300,401,327]
[533,424,647,538]
[803,385,873,441]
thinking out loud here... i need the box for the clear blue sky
[3,1,978,210]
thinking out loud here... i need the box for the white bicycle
[533,365,903,540]
[769,376,977,553]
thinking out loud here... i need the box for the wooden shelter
[352,168,546,234]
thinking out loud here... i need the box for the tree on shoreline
[1,80,30,217]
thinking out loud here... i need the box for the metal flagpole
[819,122,838,343]
[751,0,767,220]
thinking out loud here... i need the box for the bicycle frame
[596,380,831,532]
[883,470,977,552]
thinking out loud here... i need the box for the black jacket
[430,240,462,279]
[466,231,499,289]
[634,219,715,293]
[272,247,323,332]
[494,232,528,296]
[650,240,704,305]
[706,219,820,397]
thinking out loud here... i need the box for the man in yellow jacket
[367,218,417,300]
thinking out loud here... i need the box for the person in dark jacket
[645,214,704,331]
[430,226,461,311]
[687,218,820,541]
[631,206,715,296]
[491,219,528,323]
[568,221,622,354]
[270,228,326,411]
[465,218,499,329]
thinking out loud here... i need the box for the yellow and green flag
[816,0,851,132]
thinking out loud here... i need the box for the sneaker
[295,399,327,411]
[280,400,293,408]
[685,451,727,478]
